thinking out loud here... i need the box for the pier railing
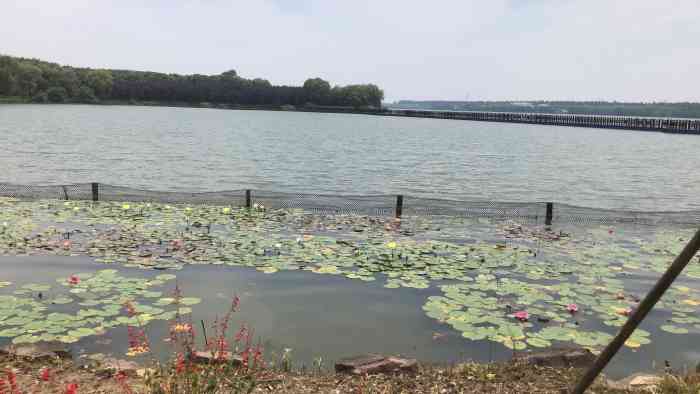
[1,182,699,226]
[383,109,700,134]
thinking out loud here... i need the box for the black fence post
[91,182,99,202]
[395,195,404,218]
[545,202,553,225]
[245,190,252,209]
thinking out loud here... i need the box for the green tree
[303,78,331,104]
[46,86,67,103]
[76,85,97,103]
[85,70,113,98]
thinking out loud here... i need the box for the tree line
[0,55,384,108]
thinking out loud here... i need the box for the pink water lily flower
[566,303,579,314]
[67,275,80,285]
[513,311,529,322]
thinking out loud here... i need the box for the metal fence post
[572,227,700,393]
[395,195,404,218]
[545,202,553,225]
[91,182,99,202]
[245,190,252,209]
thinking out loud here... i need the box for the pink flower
[62,240,72,250]
[513,311,529,322]
[608,229,614,234]
[566,303,579,314]
[67,275,80,285]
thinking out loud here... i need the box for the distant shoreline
[2,99,699,133]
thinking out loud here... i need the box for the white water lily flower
[253,203,259,209]
[275,243,282,248]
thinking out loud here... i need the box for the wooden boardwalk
[383,109,700,134]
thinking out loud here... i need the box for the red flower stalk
[115,371,134,394]
[7,371,18,394]
[40,367,51,382]
[65,382,78,394]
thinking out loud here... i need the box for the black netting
[253,191,396,216]
[1,182,699,225]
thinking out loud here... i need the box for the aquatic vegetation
[0,269,189,345]
[0,197,699,355]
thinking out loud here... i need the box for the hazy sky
[2,1,699,102]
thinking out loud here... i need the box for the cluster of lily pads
[0,269,199,345]
[1,197,700,353]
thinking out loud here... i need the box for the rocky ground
[0,345,680,393]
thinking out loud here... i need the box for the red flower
[41,367,51,381]
[67,275,80,285]
[65,382,78,394]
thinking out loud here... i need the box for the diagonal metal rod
[572,227,700,393]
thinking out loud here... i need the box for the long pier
[381,109,700,134]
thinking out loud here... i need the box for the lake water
[1,104,700,211]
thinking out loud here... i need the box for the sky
[1,0,699,102]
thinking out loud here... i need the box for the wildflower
[41,367,51,381]
[171,323,192,333]
[175,353,186,374]
[513,311,529,322]
[386,241,397,249]
[126,345,150,357]
[122,203,130,210]
[67,275,80,285]
[566,303,579,314]
[65,382,78,394]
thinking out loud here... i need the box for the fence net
[1,182,699,226]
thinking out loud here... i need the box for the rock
[96,358,140,377]
[514,348,595,369]
[2,343,71,361]
[190,350,243,366]
[608,373,662,391]
[335,354,418,375]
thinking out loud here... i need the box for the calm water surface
[1,104,699,211]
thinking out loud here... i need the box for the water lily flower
[222,207,231,214]
[275,243,282,248]
[387,241,397,249]
[616,292,626,300]
[62,240,72,250]
[615,307,633,316]
[121,203,130,210]
[170,239,184,250]
[566,303,579,314]
[608,228,614,234]
[253,203,259,210]
[72,206,80,212]
[513,310,529,322]
[67,275,80,285]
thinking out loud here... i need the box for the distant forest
[387,100,700,119]
[0,55,383,108]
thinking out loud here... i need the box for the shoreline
[0,347,668,393]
